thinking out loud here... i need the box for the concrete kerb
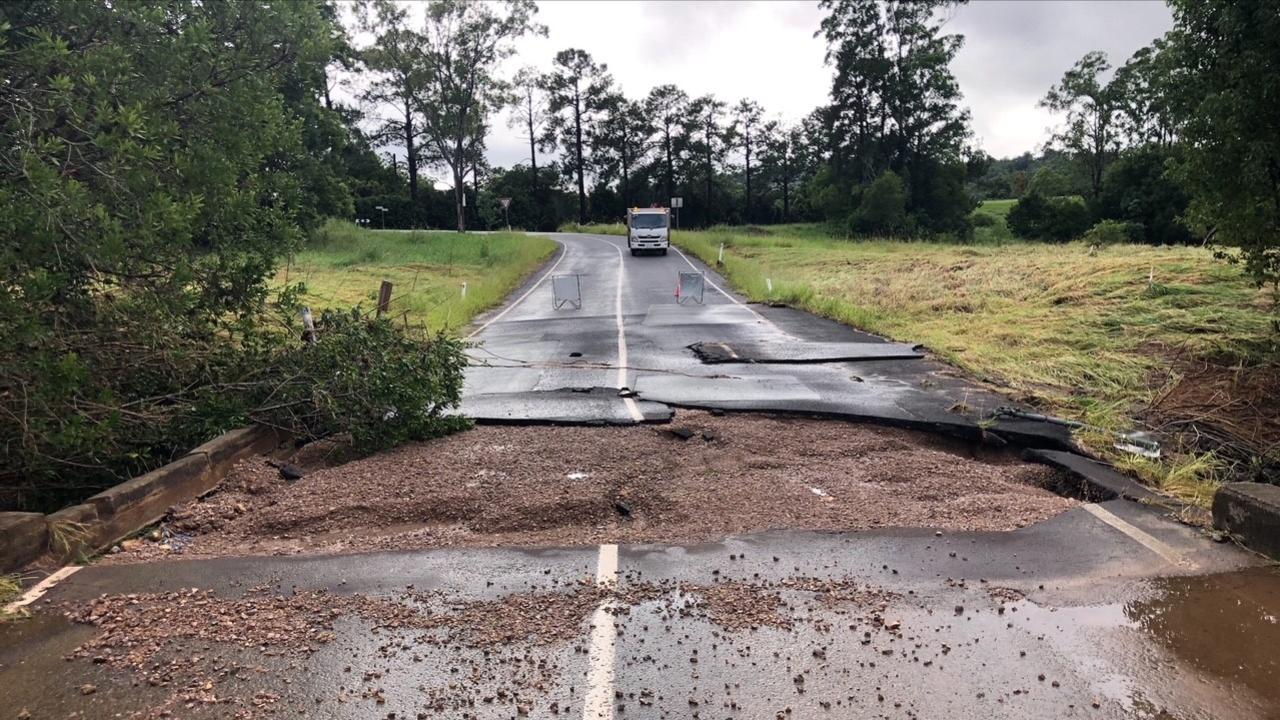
[1,425,287,573]
[1213,482,1280,561]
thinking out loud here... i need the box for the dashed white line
[3,566,81,614]
[583,543,619,720]
[1081,503,1196,569]
[465,239,568,340]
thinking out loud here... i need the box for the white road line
[593,237,646,422]
[3,566,81,614]
[465,239,568,340]
[1081,503,1196,569]
[583,544,619,720]
[669,245,769,324]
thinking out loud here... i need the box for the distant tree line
[976,0,1280,297]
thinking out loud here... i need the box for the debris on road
[108,411,1075,562]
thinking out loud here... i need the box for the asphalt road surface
[3,233,1277,719]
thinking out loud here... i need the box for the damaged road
[4,232,1277,719]
[460,233,1074,450]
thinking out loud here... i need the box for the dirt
[57,574,900,718]
[108,411,1075,562]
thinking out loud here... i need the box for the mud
[106,412,1075,562]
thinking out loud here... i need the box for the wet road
[461,233,1072,448]
[4,233,1279,718]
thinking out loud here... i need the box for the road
[2,233,1277,719]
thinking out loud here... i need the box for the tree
[1111,39,1180,148]
[689,95,728,225]
[509,66,549,207]
[1096,147,1191,245]
[542,48,612,224]
[645,84,689,205]
[358,0,428,206]
[591,93,652,210]
[1164,0,1280,294]
[733,99,765,223]
[855,170,907,234]
[1041,51,1119,200]
[761,123,802,222]
[417,0,543,232]
[818,0,888,185]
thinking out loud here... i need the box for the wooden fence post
[377,280,393,318]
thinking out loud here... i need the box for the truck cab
[626,207,670,256]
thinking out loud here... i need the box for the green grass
[280,220,557,333]
[664,223,1276,502]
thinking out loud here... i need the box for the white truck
[626,207,670,256]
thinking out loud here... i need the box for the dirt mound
[110,412,1075,562]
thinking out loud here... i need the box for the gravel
[109,411,1075,562]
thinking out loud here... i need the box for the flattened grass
[280,221,557,333]
[671,221,1275,501]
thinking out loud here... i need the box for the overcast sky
[344,1,1174,182]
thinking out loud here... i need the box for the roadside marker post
[718,242,724,264]
[461,281,468,299]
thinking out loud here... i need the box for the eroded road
[3,233,1278,719]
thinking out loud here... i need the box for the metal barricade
[552,274,582,310]
[676,271,705,305]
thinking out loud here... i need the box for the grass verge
[280,220,558,333]
[664,220,1276,503]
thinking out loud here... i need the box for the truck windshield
[631,214,668,229]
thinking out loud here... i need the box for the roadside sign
[499,197,512,208]
[670,197,684,208]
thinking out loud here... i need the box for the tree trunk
[744,131,752,224]
[454,165,466,233]
[405,97,418,205]
[472,154,480,229]
[621,137,630,208]
[573,82,586,224]
[782,149,790,222]
[664,127,674,205]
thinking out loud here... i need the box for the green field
[279,220,557,333]
[666,220,1275,502]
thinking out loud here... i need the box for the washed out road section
[105,411,1074,563]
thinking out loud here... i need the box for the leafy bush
[852,171,907,235]
[970,213,996,227]
[0,4,469,513]
[1095,148,1192,245]
[1083,219,1143,245]
[1007,193,1093,242]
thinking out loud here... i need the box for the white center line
[1081,503,1196,569]
[583,543,619,720]
[593,237,645,422]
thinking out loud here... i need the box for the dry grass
[672,221,1277,502]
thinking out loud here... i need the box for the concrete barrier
[1,425,285,573]
[1213,482,1280,560]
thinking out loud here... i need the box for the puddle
[1126,567,1280,715]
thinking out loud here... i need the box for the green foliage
[0,3,469,513]
[1083,219,1142,246]
[1165,0,1280,296]
[239,311,469,453]
[1007,193,1092,242]
[1095,148,1191,245]
[853,171,907,234]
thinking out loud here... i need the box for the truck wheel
[629,248,638,256]
[660,248,668,256]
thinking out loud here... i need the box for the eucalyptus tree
[591,92,653,209]
[509,66,550,201]
[1040,51,1119,199]
[358,0,429,203]
[418,0,544,231]
[733,99,765,223]
[542,48,613,224]
[645,84,689,205]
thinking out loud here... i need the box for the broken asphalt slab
[688,339,924,363]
